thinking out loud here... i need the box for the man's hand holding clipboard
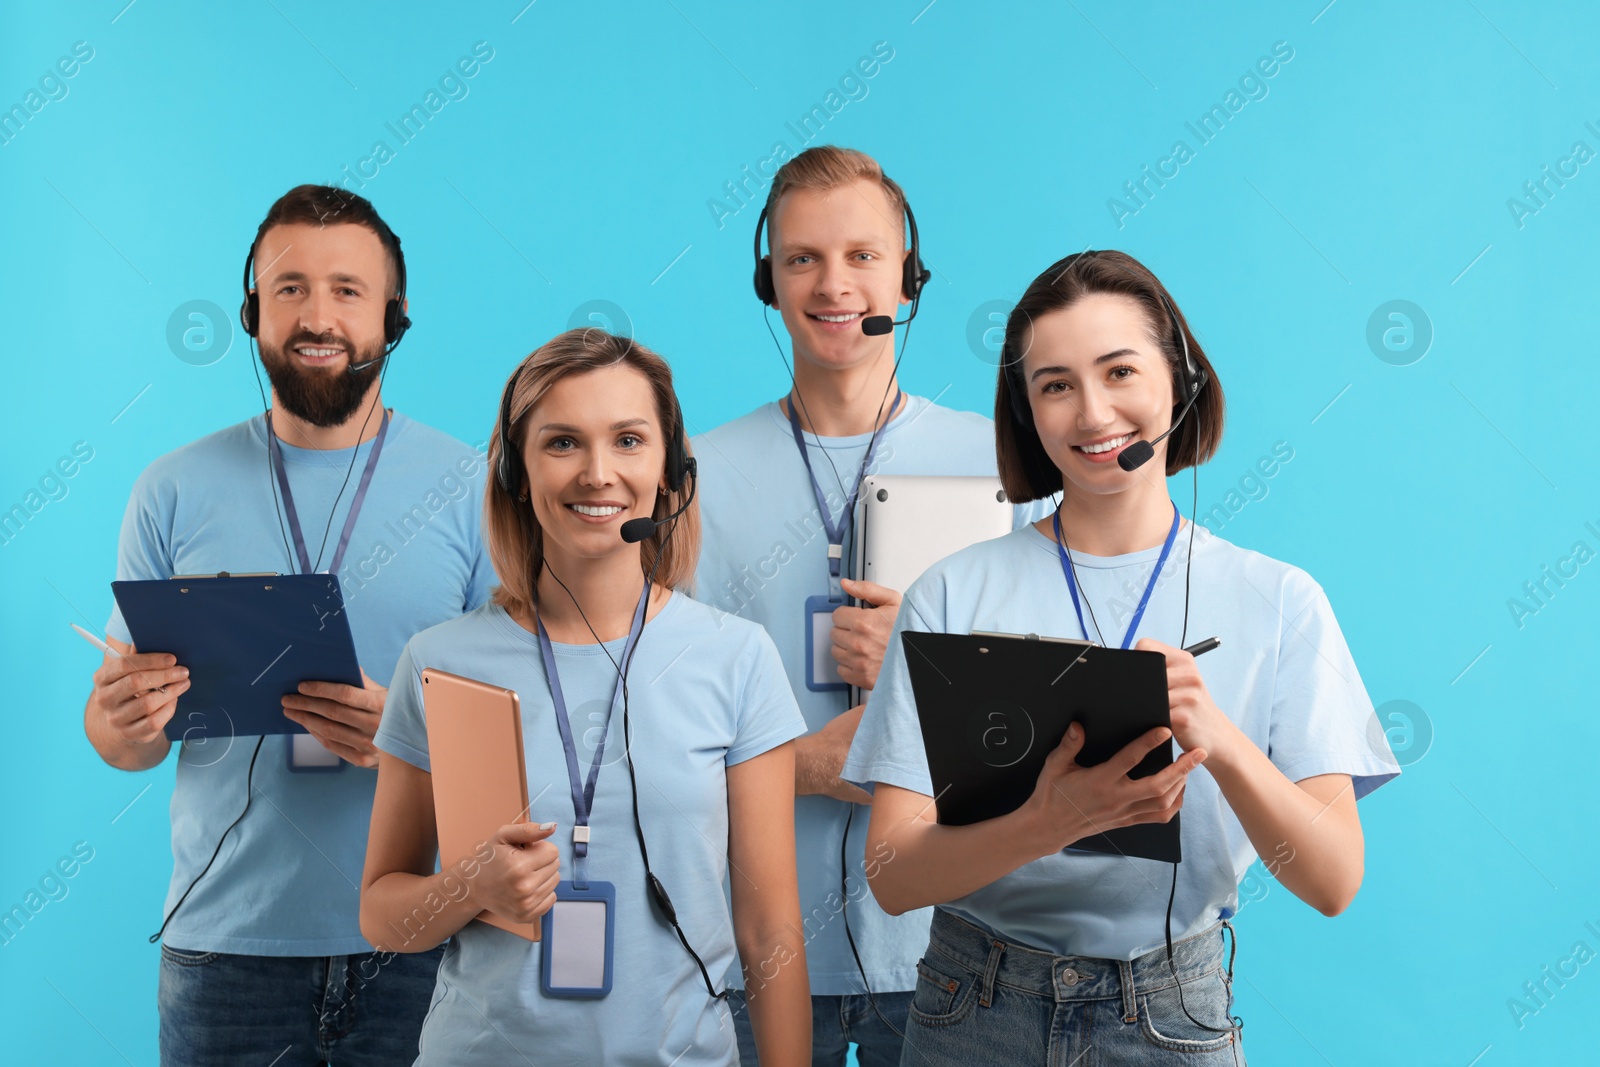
[281,669,387,768]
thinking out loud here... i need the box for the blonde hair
[765,145,909,245]
[485,329,700,621]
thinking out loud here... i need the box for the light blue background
[2,2,1595,1064]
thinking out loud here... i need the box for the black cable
[839,804,905,1038]
[1159,364,1241,1041]
[249,334,392,576]
[1161,865,1242,1038]
[759,272,921,1031]
[760,303,910,539]
[1179,456,1197,650]
[310,361,388,573]
[762,300,917,1031]
[249,337,297,574]
[149,736,265,943]
[541,483,726,1001]
[158,331,388,944]
[156,327,393,940]
[620,505,729,1001]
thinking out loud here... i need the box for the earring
[517,492,528,502]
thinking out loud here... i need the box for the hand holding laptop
[830,577,901,690]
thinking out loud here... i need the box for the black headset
[1002,251,1205,428]
[239,219,411,354]
[492,356,693,500]
[751,197,930,308]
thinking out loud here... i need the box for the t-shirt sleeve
[1266,578,1398,799]
[841,576,944,796]
[374,639,433,772]
[105,471,175,646]
[725,628,808,767]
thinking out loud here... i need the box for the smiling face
[519,362,668,568]
[253,221,394,427]
[1019,292,1178,501]
[767,177,911,370]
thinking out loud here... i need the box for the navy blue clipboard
[902,630,1181,864]
[110,573,362,742]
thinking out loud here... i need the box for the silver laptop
[849,475,1015,704]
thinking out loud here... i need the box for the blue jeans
[157,942,445,1066]
[726,987,914,1066]
[900,909,1245,1066]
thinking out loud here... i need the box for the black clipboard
[111,573,362,742]
[902,630,1181,863]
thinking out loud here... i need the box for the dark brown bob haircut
[486,329,700,622]
[994,250,1225,502]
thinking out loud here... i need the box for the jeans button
[1060,967,1081,986]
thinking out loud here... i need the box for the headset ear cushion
[902,255,930,301]
[241,293,259,337]
[753,257,776,307]
[665,418,689,492]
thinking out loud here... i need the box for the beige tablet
[421,667,539,942]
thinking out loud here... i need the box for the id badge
[540,880,615,998]
[287,733,344,773]
[804,595,847,692]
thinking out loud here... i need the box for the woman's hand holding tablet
[473,821,563,926]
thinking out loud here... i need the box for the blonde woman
[361,330,812,1065]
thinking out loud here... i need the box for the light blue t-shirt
[691,395,1052,993]
[374,594,807,1067]
[842,521,1400,961]
[105,412,494,955]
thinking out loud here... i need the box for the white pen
[70,622,118,656]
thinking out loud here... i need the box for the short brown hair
[995,250,1226,502]
[764,145,909,246]
[249,184,403,297]
[485,329,700,621]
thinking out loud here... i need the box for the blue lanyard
[785,390,903,587]
[535,581,651,888]
[1052,504,1180,649]
[265,409,390,577]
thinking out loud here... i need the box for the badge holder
[540,878,616,998]
[287,734,345,773]
[804,594,848,692]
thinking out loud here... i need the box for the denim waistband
[924,908,1233,1019]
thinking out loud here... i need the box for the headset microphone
[1117,380,1203,471]
[346,352,388,374]
[861,300,919,337]
[620,460,698,544]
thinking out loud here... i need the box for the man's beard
[260,333,385,429]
